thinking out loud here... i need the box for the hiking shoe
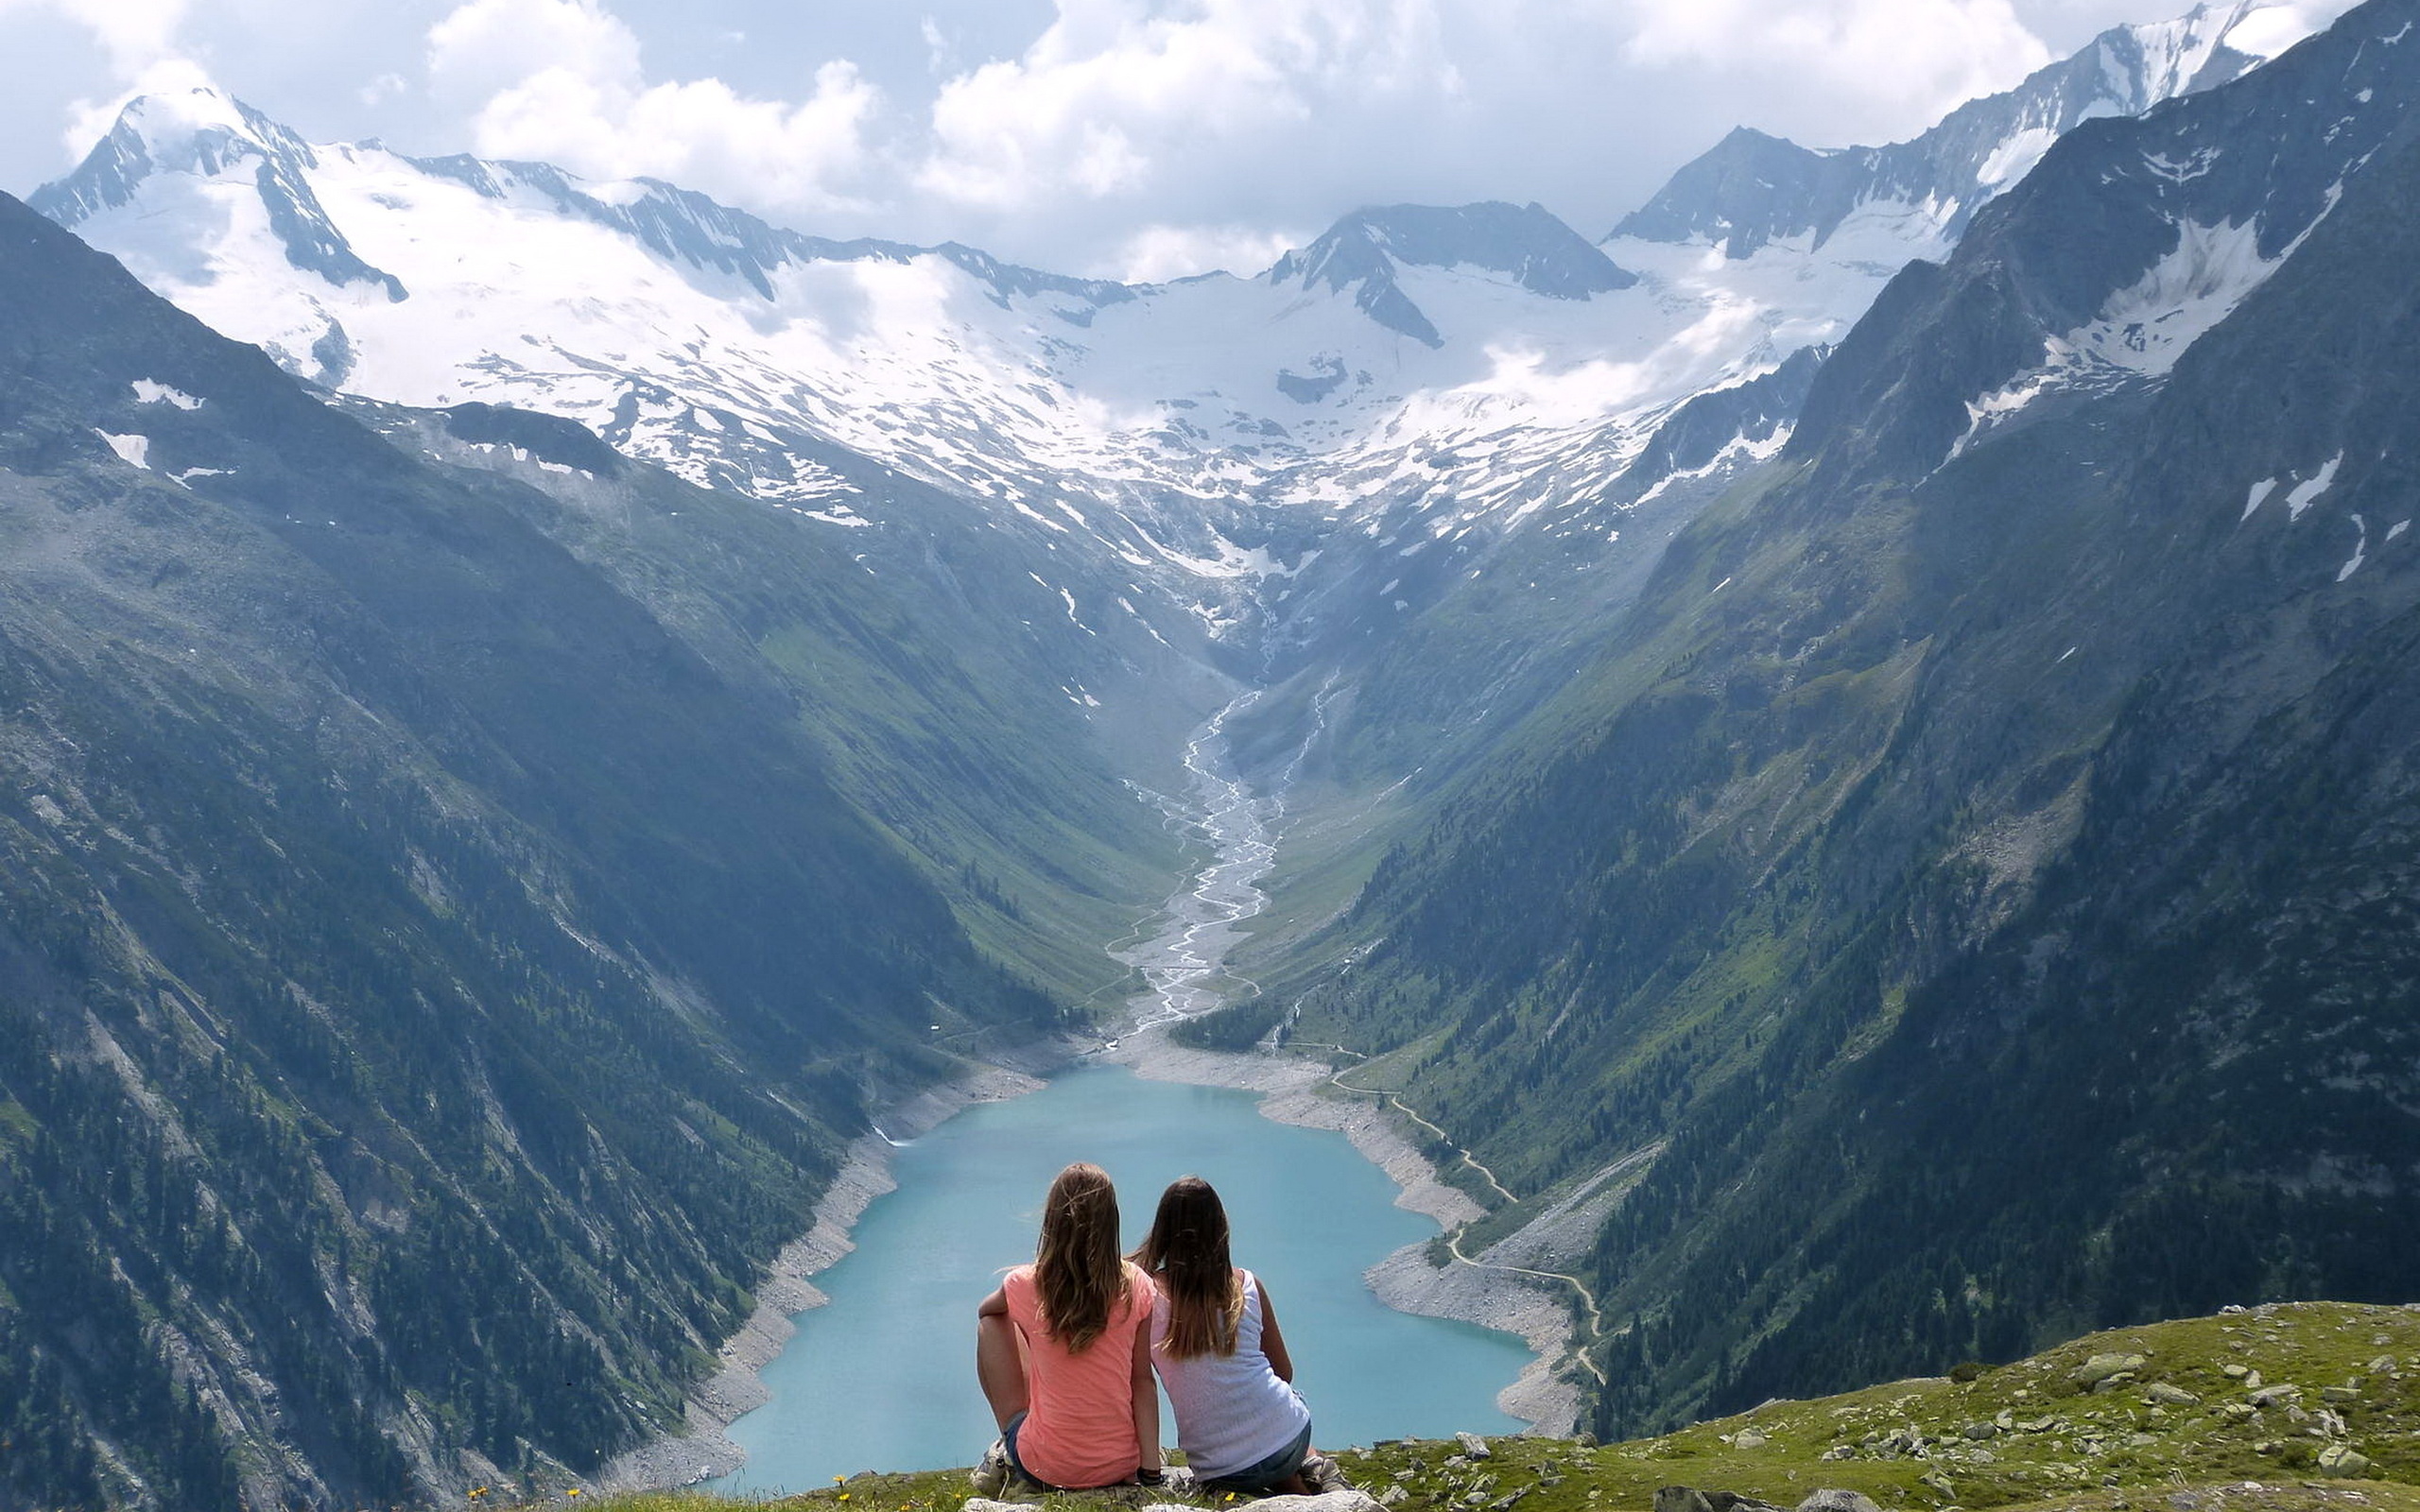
[970,1437,1011,1496]
[1301,1450,1350,1494]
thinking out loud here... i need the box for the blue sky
[0,0,2355,279]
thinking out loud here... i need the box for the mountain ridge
[0,183,1197,1510]
[1611,0,2288,256]
[1254,0,2420,1442]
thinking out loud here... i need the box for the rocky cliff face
[1280,0,2420,1437]
[0,190,1150,1511]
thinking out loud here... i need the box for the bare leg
[977,1314,1029,1431]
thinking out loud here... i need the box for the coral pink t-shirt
[1002,1262,1156,1488]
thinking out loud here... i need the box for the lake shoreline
[598,1051,1060,1495]
[1106,1029,1585,1439]
[605,1022,1581,1495]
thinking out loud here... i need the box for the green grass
[548,1304,2420,1512]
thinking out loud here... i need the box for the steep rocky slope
[1270,0,2420,1436]
[0,191,1168,1511]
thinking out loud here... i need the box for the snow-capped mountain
[1580,1,2312,495]
[28,91,1722,559]
[1792,0,2420,478]
[30,0,2311,635]
[1269,202,1638,349]
[1614,1,2281,258]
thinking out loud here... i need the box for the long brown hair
[1034,1162,1128,1352]
[1131,1176,1243,1358]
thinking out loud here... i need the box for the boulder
[1457,1434,1494,1460]
[965,1501,1039,1512]
[1247,1494,1382,1512]
[1655,1487,1715,1512]
[1731,1429,1769,1450]
[2070,1353,2148,1389]
[1795,1491,1884,1512]
[2314,1445,2374,1478]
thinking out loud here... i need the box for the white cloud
[1616,0,2055,133]
[426,0,639,100]
[61,54,216,152]
[917,1,1456,214]
[359,70,409,107]
[896,0,2073,276]
[1110,221,1303,283]
[0,0,214,161]
[0,0,190,74]
[426,0,882,213]
[3,0,2373,280]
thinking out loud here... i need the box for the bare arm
[1258,1280,1294,1383]
[1131,1314,1162,1477]
[978,1286,1008,1318]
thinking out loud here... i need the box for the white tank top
[1149,1269,1312,1480]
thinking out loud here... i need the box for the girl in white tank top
[1131,1177,1345,1494]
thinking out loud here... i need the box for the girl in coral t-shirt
[972,1163,1163,1492]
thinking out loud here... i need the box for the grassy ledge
[561,1304,2418,1512]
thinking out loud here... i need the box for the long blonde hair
[1131,1176,1243,1359]
[1035,1162,1128,1352]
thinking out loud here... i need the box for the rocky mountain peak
[31,86,292,227]
[1269,200,1635,346]
[35,86,406,304]
[1611,0,2296,258]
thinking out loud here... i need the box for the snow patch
[2067,216,2280,377]
[95,430,151,469]
[1979,127,2060,189]
[2337,513,2368,581]
[2222,4,2329,60]
[1951,368,2065,458]
[2243,477,2278,520]
[2285,454,2342,520]
[1634,423,1791,502]
[131,379,202,409]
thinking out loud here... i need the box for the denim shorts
[1003,1411,1139,1492]
[1199,1420,1314,1494]
[1000,1411,1060,1492]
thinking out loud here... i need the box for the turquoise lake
[709,1064,1532,1497]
